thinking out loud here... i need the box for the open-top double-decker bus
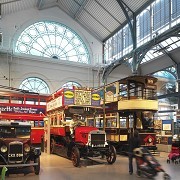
[92,75,158,154]
[0,86,48,147]
[46,87,117,167]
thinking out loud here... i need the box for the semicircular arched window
[19,77,50,94]
[153,70,176,80]
[62,81,82,89]
[15,21,90,64]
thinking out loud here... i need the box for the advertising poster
[63,89,74,105]
[0,105,45,115]
[74,90,91,105]
[91,92,100,106]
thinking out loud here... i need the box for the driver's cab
[70,114,85,136]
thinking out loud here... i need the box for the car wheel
[71,146,80,167]
[34,157,40,175]
[50,139,55,154]
[106,145,116,164]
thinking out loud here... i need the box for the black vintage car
[0,121,41,175]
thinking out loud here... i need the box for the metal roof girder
[131,49,149,75]
[133,23,180,67]
[74,0,90,20]
[102,52,132,80]
[158,44,177,65]
[102,23,180,80]
[116,0,135,47]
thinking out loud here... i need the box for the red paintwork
[48,88,64,101]
[31,128,44,144]
[0,90,48,146]
[0,102,45,108]
[50,126,67,136]
[75,126,98,144]
[0,113,45,120]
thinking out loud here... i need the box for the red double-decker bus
[0,86,49,147]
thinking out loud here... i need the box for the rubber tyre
[34,157,40,175]
[71,147,80,167]
[106,145,116,164]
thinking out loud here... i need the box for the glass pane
[120,117,127,128]
[15,21,89,64]
[62,81,81,89]
[19,77,50,94]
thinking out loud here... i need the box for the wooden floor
[4,152,179,180]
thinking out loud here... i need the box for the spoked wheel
[71,146,80,167]
[34,157,40,175]
[106,145,116,164]
[50,139,55,154]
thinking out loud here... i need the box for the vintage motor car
[50,123,117,167]
[0,121,41,175]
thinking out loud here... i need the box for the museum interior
[0,0,180,179]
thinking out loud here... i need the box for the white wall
[105,64,132,84]
[0,53,102,93]
[0,6,107,93]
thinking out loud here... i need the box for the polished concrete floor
[4,152,180,180]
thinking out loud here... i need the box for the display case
[160,136,172,145]
[154,120,162,144]
[154,119,162,130]
[154,119,173,145]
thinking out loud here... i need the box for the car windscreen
[0,126,31,138]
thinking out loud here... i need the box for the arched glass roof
[19,77,50,94]
[15,21,90,64]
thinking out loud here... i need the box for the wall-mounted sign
[162,120,172,131]
[163,124,171,131]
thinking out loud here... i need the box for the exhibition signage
[0,105,45,114]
